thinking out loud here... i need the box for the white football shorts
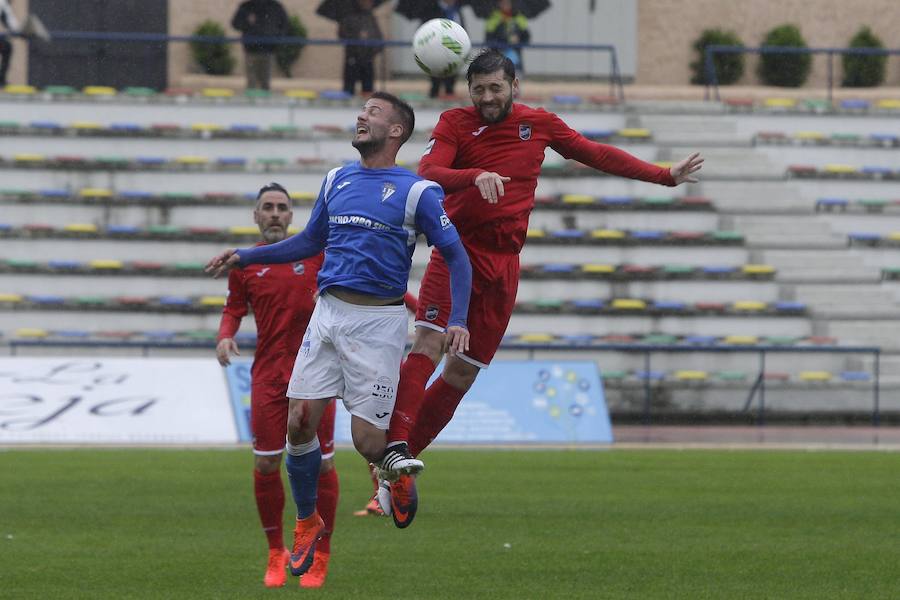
[287,291,408,429]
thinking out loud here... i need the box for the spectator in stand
[231,0,289,90]
[484,0,530,73]
[0,0,20,86]
[420,0,466,98]
[338,0,383,96]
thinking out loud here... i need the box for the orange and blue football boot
[289,512,325,576]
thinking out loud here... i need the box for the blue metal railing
[4,30,626,101]
[703,45,900,104]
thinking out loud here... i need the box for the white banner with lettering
[0,358,238,444]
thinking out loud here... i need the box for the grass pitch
[1,448,899,599]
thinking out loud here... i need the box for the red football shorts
[415,246,519,368]
[251,382,335,457]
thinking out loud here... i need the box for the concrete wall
[637,0,900,86]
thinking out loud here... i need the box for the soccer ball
[412,19,471,78]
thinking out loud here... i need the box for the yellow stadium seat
[590,229,625,239]
[202,87,234,98]
[229,226,259,235]
[724,335,759,345]
[289,191,316,201]
[14,153,45,162]
[0,293,24,303]
[79,188,113,198]
[63,223,99,233]
[519,333,555,343]
[823,164,857,174]
[285,89,318,99]
[887,232,900,241]
[83,86,117,96]
[675,370,708,381]
[199,296,226,306]
[611,298,647,310]
[89,259,124,270]
[876,99,900,110]
[799,371,832,382]
[617,128,651,139]
[176,156,209,165]
[764,98,796,108]
[526,228,546,238]
[794,131,825,140]
[742,264,776,275]
[582,264,615,274]
[733,300,767,311]
[561,194,594,204]
[191,122,223,131]
[15,328,49,338]
[5,84,37,95]
[72,121,103,130]
[287,226,300,234]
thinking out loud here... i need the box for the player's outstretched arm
[205,249,241,279]
[670,152,704,185]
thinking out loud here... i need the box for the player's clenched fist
[205,248,241,278]
[444,325,470,357]
[474,171,511,204]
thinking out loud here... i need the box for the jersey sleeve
[414,184,460,248]
[546,111,676,186]
[417,113,485,193]
[237,181,330,266]
[217,269,247,341]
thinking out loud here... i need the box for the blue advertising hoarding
[224,360,612,444]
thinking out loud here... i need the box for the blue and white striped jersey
[237,162,461,300]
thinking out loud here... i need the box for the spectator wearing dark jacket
[231,0,289,90]
[0,0,21,86]
[339,0,383,96]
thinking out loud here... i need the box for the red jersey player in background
[215,182,337,589]
[381,49,704,527]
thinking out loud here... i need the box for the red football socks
[408,376,466,457]
[254,469,285,550]
[315,467,339,555]
[387,353,437,445]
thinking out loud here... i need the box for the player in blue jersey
[205,91,472,578]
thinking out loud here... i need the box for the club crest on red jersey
[518,122,532,141]
[292,262,305,275]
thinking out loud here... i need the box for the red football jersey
[419,103,676,254]
[217,250,324,384]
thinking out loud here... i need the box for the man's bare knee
[442,356,479,391]
[409,326,445,365]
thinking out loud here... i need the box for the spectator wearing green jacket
[484,0,530,73]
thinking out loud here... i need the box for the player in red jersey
[215,182,338,589]
[380,49,704,527]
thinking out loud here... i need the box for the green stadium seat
[715,370,748,382]
[244,88,271,99]
[44,85,77,95]
[123,86,156,97]
[600,370,628,381]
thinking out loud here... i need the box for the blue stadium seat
[840,99,869,110]
[217,157,247,166]
[234,332,258,344]
[561,334,595,345]
[848,232,881,243]
[580,129,616,139]
[862,166,892,177]
[159,296,192,306]
[571,299,605,311]
[870,133,898,144]
[47,260,82,270]
[816,197,849,209]
[631,230,664,241]
[30,120,62,130]
[635,370,666,380]
[28,294,65,304]
[653,300,687,311]
[54,330,91,338]
[549,229,586,240]
[229,124,260,132]
[840,371,871,382]
[40,189,69,198]
[542,263,577,274]
[320,90,352,100]
[684,335,717,345]
[110,123,142,132]
[144,330,176,340]
[702,265,738,276]
[773,301,806,312]
[553,95,583,105]
[108,225,141,235]
[0,223,13,232]
[119,191,152,200]
[601,195,633,206]
[137,156,166,166]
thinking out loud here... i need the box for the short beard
[261,227,286,243]
[478,95,514,124]
[352,137,385,158]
